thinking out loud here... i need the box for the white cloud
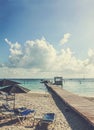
[87,48,94,65]
[5,38,23,67]
[60,33,71,45]
[0,37,94,78]
[0,63,5,67]
[5,38,56,69]
[5,38,22,55]
[88,48,94,57]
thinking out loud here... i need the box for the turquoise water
[12,79,47,92]
[13,78,94,97]
[0,78,94,97]
[63,79,94,97]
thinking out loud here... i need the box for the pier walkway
[46,83,94,127]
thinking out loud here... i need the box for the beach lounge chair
[1,104,27,120]
[16,109,35,124]
[39,113,56,128]
[0,104,15,121]
[2,104,12,111]
[2,103,26,112]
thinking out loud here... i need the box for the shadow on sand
[34,122,49,130]
[0,118,18,127]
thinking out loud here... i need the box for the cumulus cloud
[87,48,94,64]
[60,33,71,45]
[0,37,93,78]
[0,63,5,67]
[88,48,94,57]
[5,38,56,69]
[5,38,23,67]
[5,38,22,55]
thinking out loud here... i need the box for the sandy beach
[0,91,94,130]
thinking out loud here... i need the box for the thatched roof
[0,84,30,93]
[0,79,20,87]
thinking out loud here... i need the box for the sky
[0,0,94,78]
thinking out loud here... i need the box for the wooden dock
[46,83,94,127]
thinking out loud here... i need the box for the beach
[0,91,94,130]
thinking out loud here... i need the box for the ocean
[63,78,94,97]
[0,78,94,97]
[12,79,47,92]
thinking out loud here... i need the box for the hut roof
[0,79,20,87]
[0,84,30,93]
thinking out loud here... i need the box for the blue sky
[0,0,94,78]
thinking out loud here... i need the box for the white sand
[0,92,94,130]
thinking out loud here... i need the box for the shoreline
[29,90,94,103]
[82,96,94,102]
[29,90,94,102]
[28,90,48,94]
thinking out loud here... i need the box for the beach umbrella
[0,79,20,87]
[0,84,30,108]
[0,84,30,93]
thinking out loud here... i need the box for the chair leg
[17,116,24,124]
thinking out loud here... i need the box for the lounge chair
[1,103,35,124]
[39,113,56,128]
[1,104,27,120]
[2,104,12,111]
[0,104,15,120]
[2,103,26,112]
[16,109,35,124]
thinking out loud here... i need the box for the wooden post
[13,93,15,109]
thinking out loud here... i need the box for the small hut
[54,77,63,87]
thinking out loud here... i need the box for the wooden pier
[46,83,94,127]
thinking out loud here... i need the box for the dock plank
[46,84,94,127]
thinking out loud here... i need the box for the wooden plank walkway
[46,83,94,127]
